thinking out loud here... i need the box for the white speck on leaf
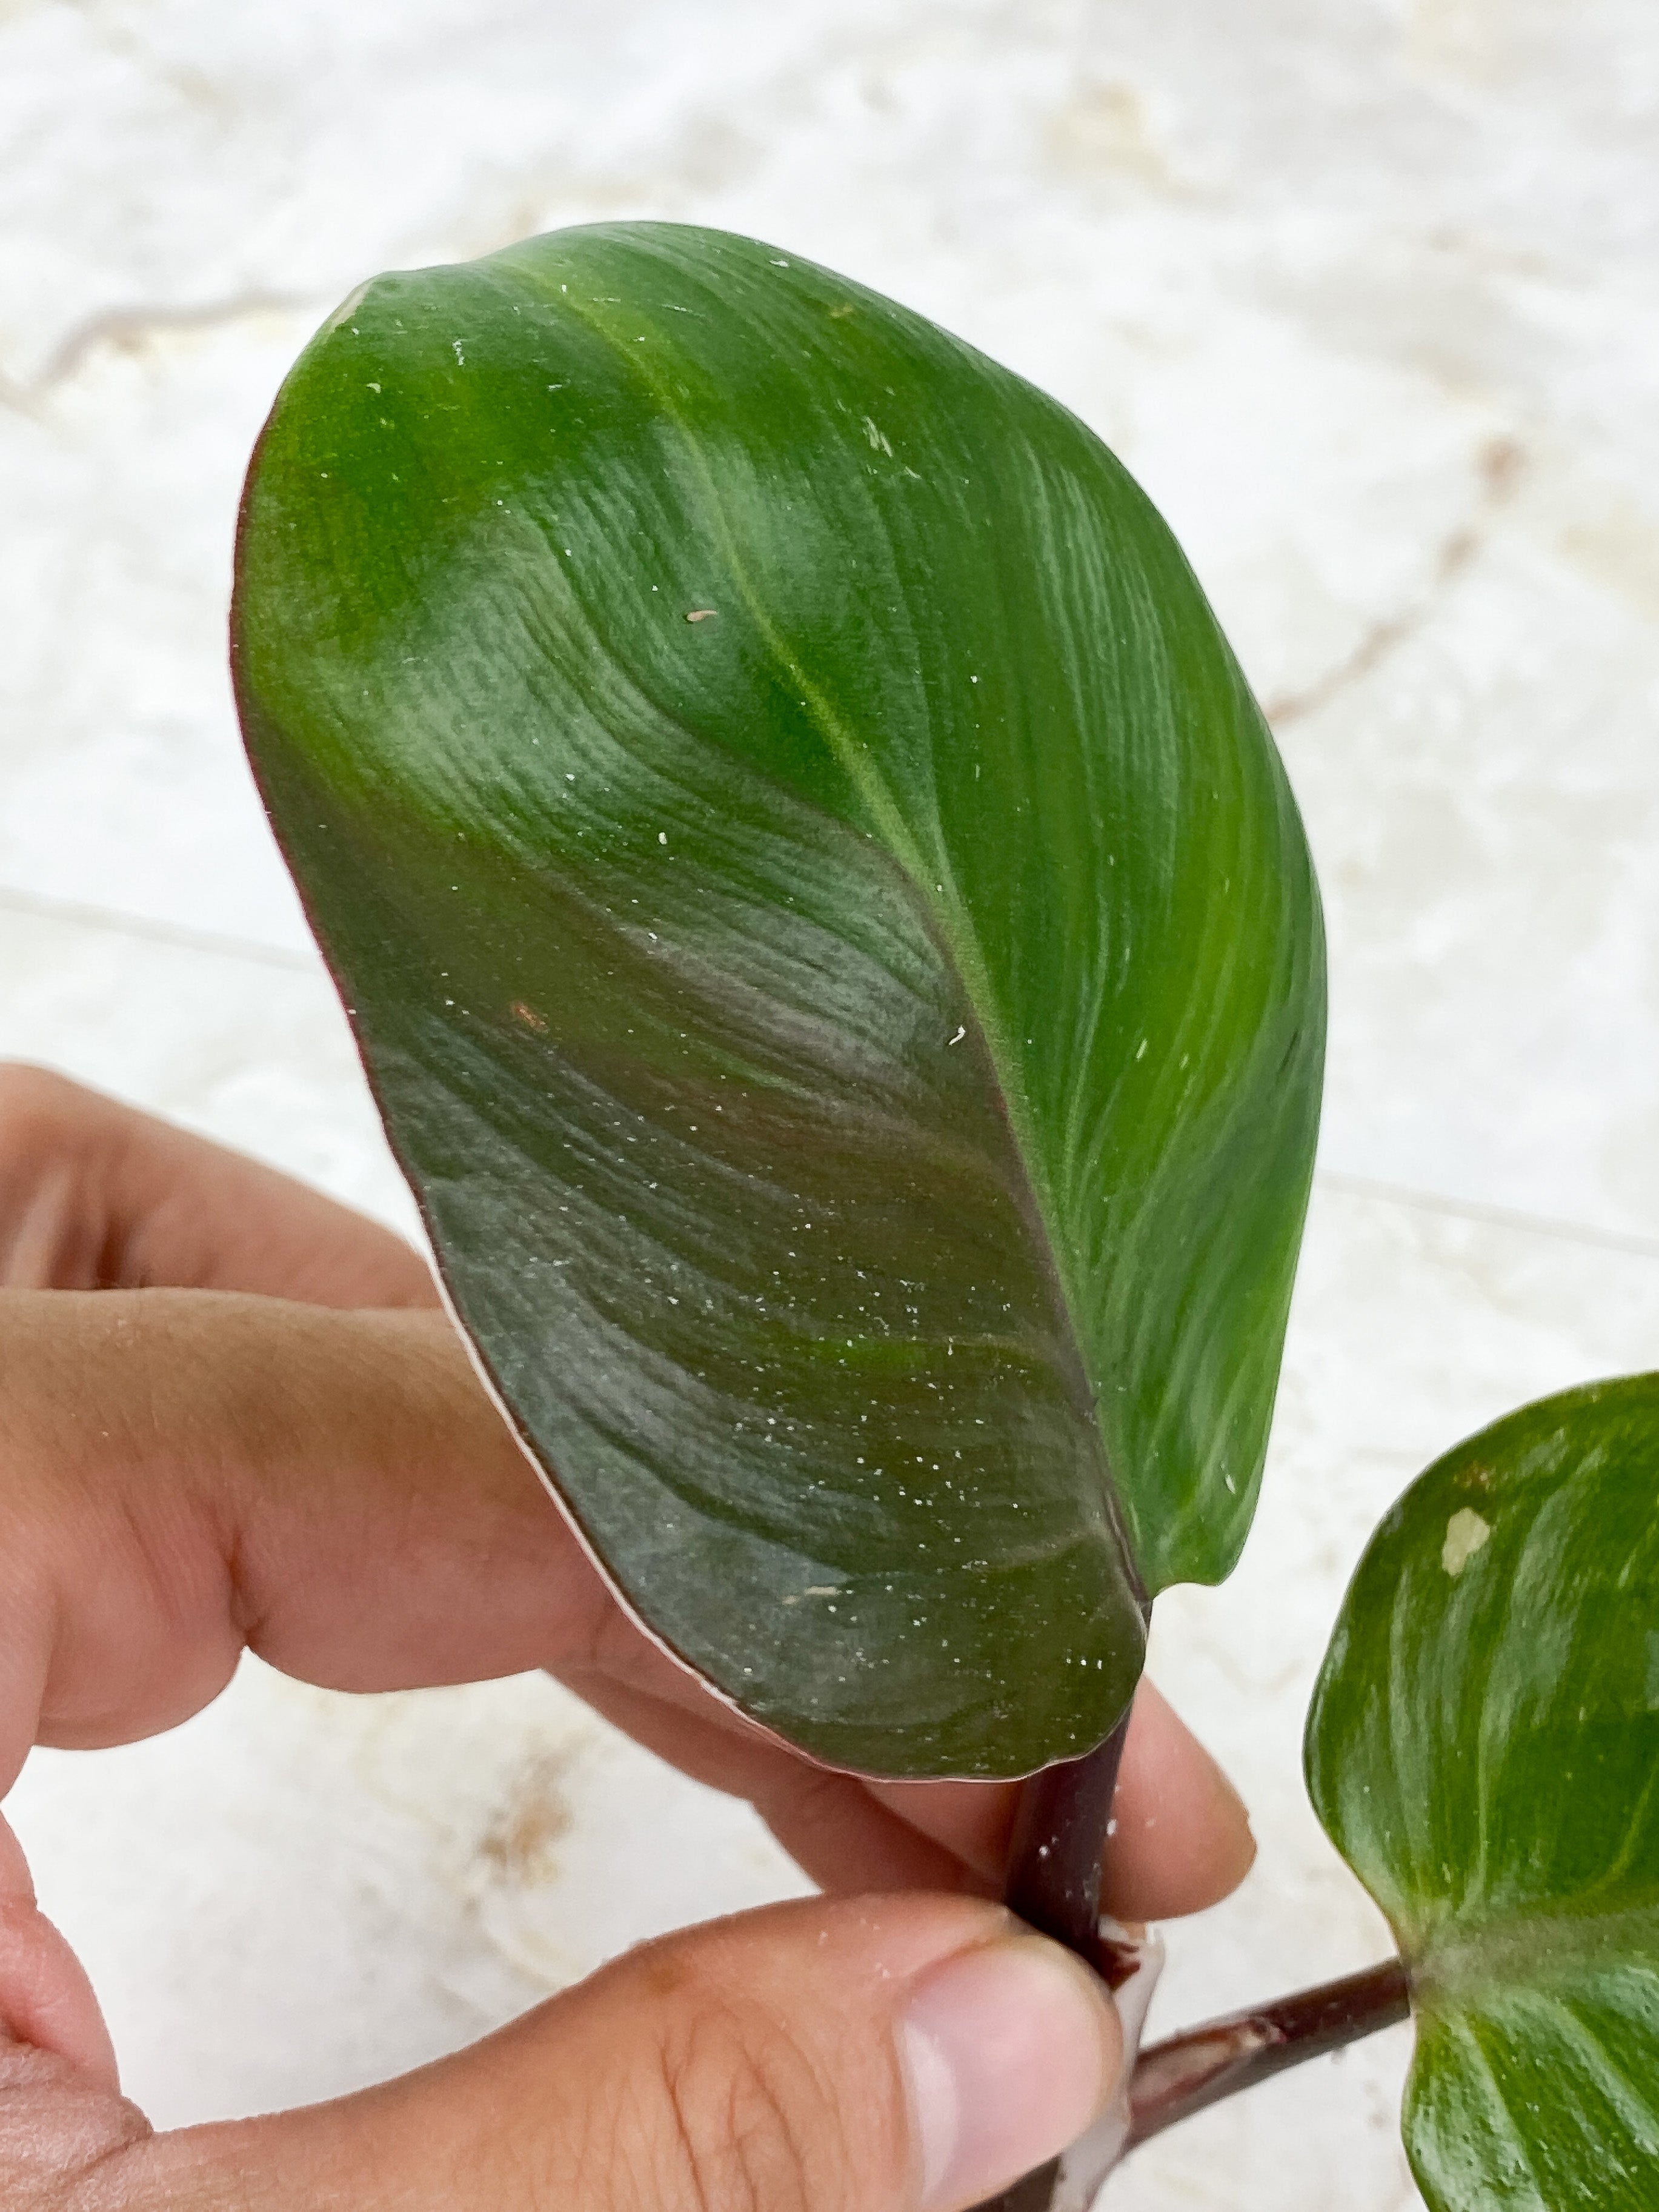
[687,608,717,622]
[1442,1509,1492,1577]
[1135,1038,1148,1060]
[453,339,465,365]
[947,1025,966,1046]
[658,831,668,845]
[862,416,893,456]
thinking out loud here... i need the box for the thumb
[147,1895,1123,2212]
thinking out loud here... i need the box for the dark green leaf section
[234,222,1323,1777]
[1307,1376,1659,2210]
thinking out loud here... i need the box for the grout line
[1264,435,1525,730]
[0,885,319,974]
[2,291,321,417]
[6,882,1656,1267]
[1316,1168,1659,1263]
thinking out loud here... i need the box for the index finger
[0,1287,1253,1921]
[0,1065,434,1307]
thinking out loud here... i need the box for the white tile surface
[0,900,415,1230]
[0,321,319,952]
[1122,1183,1659,2209]
[15,1668,810,2128]
[3,4,1658,2207]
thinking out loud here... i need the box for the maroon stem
[1002,1713,1140,1987]
[1126,1957,1412,2148]
[968,1713,1136,2212]
[966,1717,1410,2206]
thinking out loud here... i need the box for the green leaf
[1307,1375,1659,2210]
[233,222,1324,1778]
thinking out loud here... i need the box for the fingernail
[900,1934,1121,2210]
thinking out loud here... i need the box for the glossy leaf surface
[234,222,1323,1777]
[1308,1375,1659,2210]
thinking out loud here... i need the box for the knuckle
[0,1064,84,1151]
[568,1583,644,1682]
[0,2047,151,2212]
[750,1764,860,1877]
[0,1066,108,1289]
[639,1982,848,2212]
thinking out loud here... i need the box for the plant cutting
[231,221,1659,2209]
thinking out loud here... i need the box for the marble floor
[3,4,1657,2205]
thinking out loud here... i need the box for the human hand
[0,1064,1255,2208]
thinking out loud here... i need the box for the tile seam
[0,885,318,974]
[3,892,1652,1267]
[1317,1169,1659,1265]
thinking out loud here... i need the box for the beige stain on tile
[1553,489,1659,631]
[1407,0,1506,82]
[1046,79,1190,197]
[2,6,1657,2205]
[474,1753,575,1886]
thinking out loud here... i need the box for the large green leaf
[233,222,1323,1778]
[1307,1375,1659,2209]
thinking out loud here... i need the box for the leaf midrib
[535,253,1146,1613]
[1411,1897,1659,2010]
